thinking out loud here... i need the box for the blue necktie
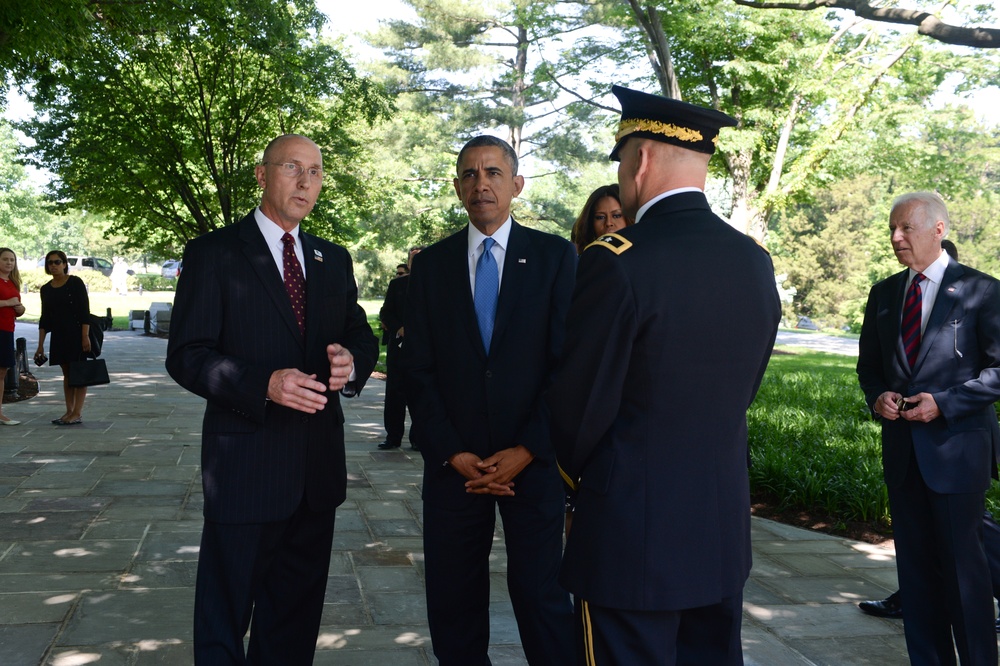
[474,237,499,353]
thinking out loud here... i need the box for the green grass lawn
[751,350,1000,534]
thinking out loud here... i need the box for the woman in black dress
[33,250,92,425]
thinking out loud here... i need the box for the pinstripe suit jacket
[166,212,378,523]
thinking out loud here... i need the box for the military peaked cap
[609,85,737,161]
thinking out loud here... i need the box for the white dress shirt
[906,249,950,336]
[255,208,306,280]
[467,217,512,294]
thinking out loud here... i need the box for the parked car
[37,256,113,277]
[161,259,182,279]
[795,315,820,331]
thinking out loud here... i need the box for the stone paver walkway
[0,329,911,664]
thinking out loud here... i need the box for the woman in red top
[0,248,26,425]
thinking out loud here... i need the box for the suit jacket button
[485,370,493,379]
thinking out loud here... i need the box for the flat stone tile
[315,625,432,652]
[0,624,59,666]
[742,621,811,666]
[368,592,427,625]
[135,532,201,562]
[757,576,887,605]
[2,539,140,573]
[26,496,111,512]
[0,510,97,540]
[358,500,415,521]
[745,602,900,640]
[48,646,133,665]
[776,553,852,576]
[325,574,363,604]
[0,590,78,623]
[58,588,194,645]
[122,561,199,589]
[83,519,155,540]
[369,519,421,538]
[790,635,910,665]
[357,566,424,594]
[350,547,415,567]
[313,649,429,666]
[0,572,117,593]
[91,480,189,497]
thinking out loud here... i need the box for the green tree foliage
[563,0,988,243]
[15,0,391,256]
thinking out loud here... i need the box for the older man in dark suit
[403,135,576,665]
[166,134,378,664]
[547,86,780,664]
[858,191,1000,664]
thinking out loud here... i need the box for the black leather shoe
[377,441,401,450]
[858,593,903,619]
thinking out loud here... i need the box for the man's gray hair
[892,191,950,232]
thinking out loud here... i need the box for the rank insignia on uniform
[586,233,633,255]
[751,236,770,255]
[313,249,324,262]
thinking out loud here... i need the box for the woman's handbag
[68,355,110,388]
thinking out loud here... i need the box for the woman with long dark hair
[570,184,633,255]
[33,250,92,425]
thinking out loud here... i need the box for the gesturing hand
[268,368,329,413]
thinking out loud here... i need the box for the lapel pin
[947,286,955,292]
[518,258,526,264]
[314,249,323,262]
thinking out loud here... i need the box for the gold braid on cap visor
[615,118,718,145]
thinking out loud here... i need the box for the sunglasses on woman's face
[47,259,63,265]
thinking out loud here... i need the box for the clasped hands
[266,343,354,413]
[450,445,535,497]
[875,391,941,423]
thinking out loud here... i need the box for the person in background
[377,246,423,451]
[858,237,1000,633]
[34,250,92,426]
[0,248,26,425]
[548,85,780,664]
[404,135,576,664]
[111,257,130,296]
[857,192,1000,664]
[570,183,633,255]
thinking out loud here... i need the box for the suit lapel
[914,261,965,371]
[492,221,528,350]
[885,271,909,375]
[238,216,304,348]
[300,232,327,350]
[449,229,485,359]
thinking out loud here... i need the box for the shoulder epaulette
[585,233,632,255]
[752,236,770,255]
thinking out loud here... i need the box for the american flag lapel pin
[947,286,956,292]
[314,249,323,262]
[518,258,526,264]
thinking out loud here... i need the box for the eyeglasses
[263,162,324,180]
[46,259,63,265]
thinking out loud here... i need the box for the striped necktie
[901,273,925,368]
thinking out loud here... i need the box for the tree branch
[732,0,1000,48]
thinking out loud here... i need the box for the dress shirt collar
[635,187,703,224]
[254,207,305,278]
[467,216,513,256]
[907,248,949,288]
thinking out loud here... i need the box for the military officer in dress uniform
[546,86,781,665]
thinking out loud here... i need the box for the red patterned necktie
[901,273,925,368]
[281,233,306,335]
